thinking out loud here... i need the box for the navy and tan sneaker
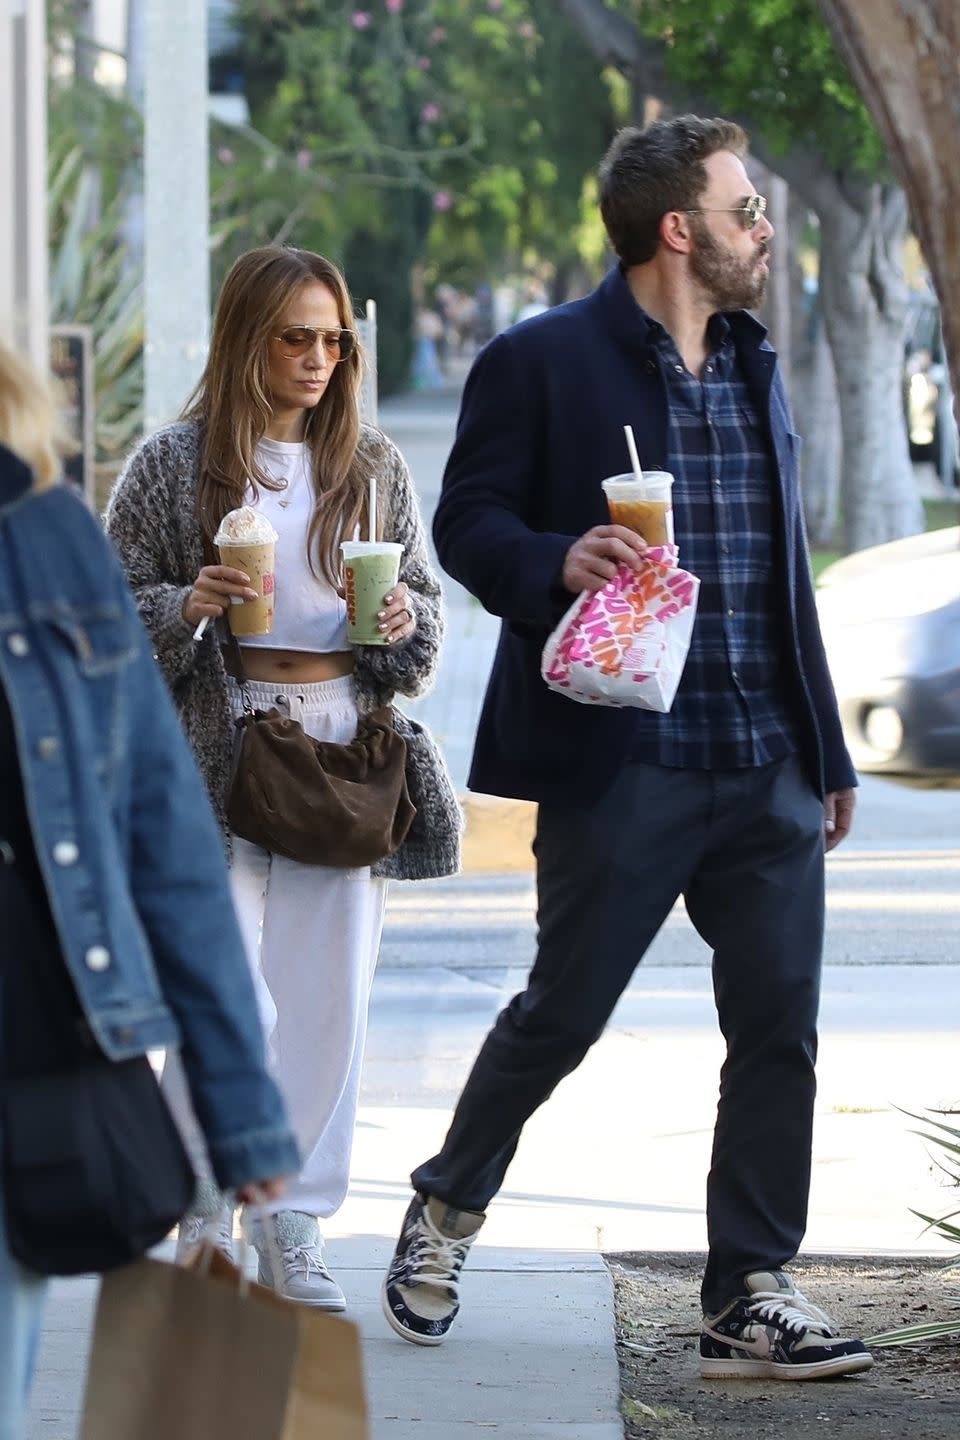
[382,1193,485,1345]
[700,1270,873,1380]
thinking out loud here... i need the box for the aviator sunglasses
[273,325,357,360]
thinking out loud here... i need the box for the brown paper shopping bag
[79,1252,368,1440]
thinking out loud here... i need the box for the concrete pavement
[27,388,960,1438]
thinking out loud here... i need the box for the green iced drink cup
[340,541,404,646]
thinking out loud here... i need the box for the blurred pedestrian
[413,306,445,390]
[0,341,298,1440]
[382,116,870,1380]
[107,246,460,1309]
[514,283,549,324]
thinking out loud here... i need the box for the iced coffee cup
[602,471,675,546]
[214,506,278,637]
[340,541,404,646]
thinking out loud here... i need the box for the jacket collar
[0,444,35,512]
[591,263,771,358]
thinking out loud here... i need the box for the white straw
[193,616,210,642]
[368,474,377,542]
[624,424,643,483]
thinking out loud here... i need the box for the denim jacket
[0,446,300,1190]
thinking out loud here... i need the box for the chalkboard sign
[49,325,94,503]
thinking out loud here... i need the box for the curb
[459,792,536,874]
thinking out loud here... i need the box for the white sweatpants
[163,675,387,1220]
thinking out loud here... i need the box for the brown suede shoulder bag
[225,633,416,867]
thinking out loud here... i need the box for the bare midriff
[225,647,356,683]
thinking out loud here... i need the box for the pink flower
[217,147,235,165]
[386,0,404,10]
[421,102,440,122]
[487,0,503,9]
[517,21,535,38]
[432,190,452,211]
[351,11,371,28]
[429,25,446,42]
[296,148,311,170]
[417,55,432,70]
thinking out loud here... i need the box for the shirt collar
[593,264,766,357]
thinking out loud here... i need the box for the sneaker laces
[280,1242,330,1281]
[746,1291,837,1338]
[404,1212,472,1297]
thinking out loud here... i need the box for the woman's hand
[377,581,417,644]
[234,1177,289,1206]
[182,565,259,629]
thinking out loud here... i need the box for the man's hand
[562,524,647,594]
[824,788,856,853]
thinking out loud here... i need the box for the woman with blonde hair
[106,246,460,1309]
[0,342,68,490]
[0,339,297,1439]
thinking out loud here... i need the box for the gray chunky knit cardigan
[105,419,462,880]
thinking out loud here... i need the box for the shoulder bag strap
[225,627,255,716]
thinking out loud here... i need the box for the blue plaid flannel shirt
[631,315,799,770]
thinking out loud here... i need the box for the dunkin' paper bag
[541,545,699,713]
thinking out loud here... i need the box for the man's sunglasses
[685,194,767,231]
[273,326,357,360]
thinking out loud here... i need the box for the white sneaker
[175,1205,236,1265]
[257,1239,346,1310]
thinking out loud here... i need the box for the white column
[144,0,210,433]
[0,0,49,370]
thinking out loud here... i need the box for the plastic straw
[624,424,643,483]
[368,474,377,542]
[193,616,210,642]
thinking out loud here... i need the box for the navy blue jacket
[433,267,855,803]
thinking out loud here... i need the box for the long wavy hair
[182,247,369,585]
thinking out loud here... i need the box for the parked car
[816,526,960,776]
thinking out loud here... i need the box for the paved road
[27,389,959,1439]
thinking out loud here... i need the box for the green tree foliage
[225,0,613,392]
[624,0,886,174]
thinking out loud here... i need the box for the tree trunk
[818,185,923,552]
[819,0,960,460]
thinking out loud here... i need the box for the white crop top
[238,437,350,653]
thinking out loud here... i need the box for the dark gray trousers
[412,755,825,1313]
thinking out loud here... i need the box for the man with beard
[382,116,869,1380]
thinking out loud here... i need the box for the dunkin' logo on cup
[344,564,357,624]
[263,572,275,596]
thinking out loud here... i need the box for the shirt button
[85,945,111,972]
[727,608,736,618]
[37,736,59,759]
[674,363,684,373]
[52,840,80,867]
[713,477,721,485]
[706,365,714,373]
[722,545,731,555]
[7,633,29,657]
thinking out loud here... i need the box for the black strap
[225,627,255,715]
